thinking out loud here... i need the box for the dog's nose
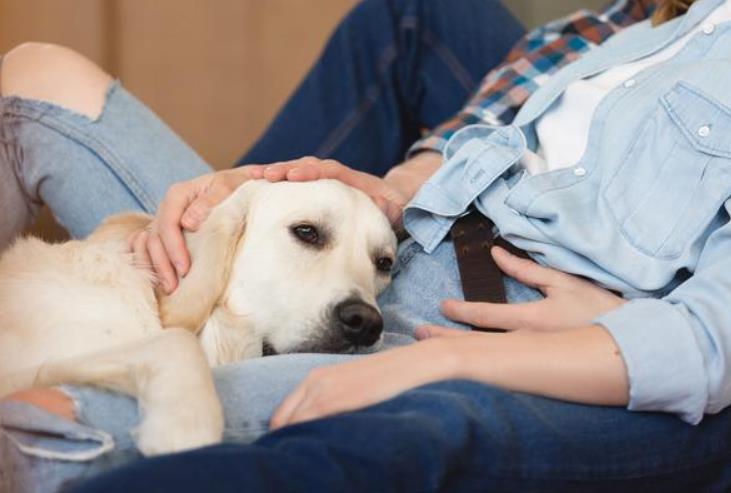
[335,300,383,346]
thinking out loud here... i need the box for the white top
[522,0,731,175]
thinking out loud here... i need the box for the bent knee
[1,42,113,119]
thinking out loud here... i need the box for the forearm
[433,326,629,406]
[383,151,442,203]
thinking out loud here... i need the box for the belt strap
[450,211,529,333]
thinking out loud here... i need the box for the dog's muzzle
[333,299,383,346]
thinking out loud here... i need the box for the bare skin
[6,388,76,421]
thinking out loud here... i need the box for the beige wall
[506,0,606,27]
[0,0,354,170]
[0,0,606,240]
[0,0,354,239]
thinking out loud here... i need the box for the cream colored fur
[0,179,396,456]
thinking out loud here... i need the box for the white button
[574,167,587,177]
[509,207,521,216]
[702,22,715,35]
[623,79,637,88]
[698,125,711,137]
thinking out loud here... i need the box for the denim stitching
[316,43,400,158]
[418,27,475,93]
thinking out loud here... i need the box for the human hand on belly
[420,245,626,336]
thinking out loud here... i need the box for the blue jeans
[238,0,525,175]
[0,1,528,491]
[6,1,731,492]
[75,381,731,493]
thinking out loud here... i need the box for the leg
[0,352,357,493]
[3,329,223,456]
[74,381,731,493]
[0,43,211,241]
[239,0,525,175]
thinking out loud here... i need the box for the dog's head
[159,179,397,364]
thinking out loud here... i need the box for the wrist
[416,336,466,382]
[384,151,441,202]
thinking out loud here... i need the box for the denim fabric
[0,81,211,245]
[237,0,525,175]
[403,0,731,424]
[0,235,541,493]
[75,381,731,493]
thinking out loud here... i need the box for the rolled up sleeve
[594,217,731,424]
[595,299,709,424]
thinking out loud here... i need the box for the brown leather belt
[450,211,530,333]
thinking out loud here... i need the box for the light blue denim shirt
[404,0,731,424]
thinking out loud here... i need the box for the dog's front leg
[27,329,224,456]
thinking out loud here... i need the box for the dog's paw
[132,399,224,456]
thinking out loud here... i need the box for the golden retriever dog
[0,179,397,456]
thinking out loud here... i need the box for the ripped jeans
[0,66,543,492]
[5,81,731,493]
[0,80,538,493]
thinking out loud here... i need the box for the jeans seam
[315,43,400,158]
[419,28,475,93]
[399,14,475,95]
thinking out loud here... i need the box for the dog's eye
[375,256,393,274]
[291,224,321,245]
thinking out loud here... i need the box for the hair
[651,0,697,25]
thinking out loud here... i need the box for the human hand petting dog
[428,246,626,334]
[130,155,426,293]
[128,166,264,293]
[270,249,626,429]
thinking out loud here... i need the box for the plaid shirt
[409,0,659,156]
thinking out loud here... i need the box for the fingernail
[414,326,430,339]
[174,261,185,277]
[492,246,509,257]
[182,213,198,227]
[165,278,176,293]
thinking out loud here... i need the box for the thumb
[180,186,230,230]
[414,325,472,340]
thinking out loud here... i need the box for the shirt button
[623,79,637,88]
[698,125,711,137]
[574,167,587,177]
[509,207,521,216]
[702,22,715,35]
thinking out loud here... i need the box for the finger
[155,185,201,275]
[147,233,178,293]
[414,325,472,340]
[491,246,563,294]
[287,165,324,182]
[263,164,292,182]
[179,184,231,231]
[131,231,153,272]
[286,401,332,427]
[246,165,266,179]
[370,195,390,216]
[440,299,538,331]
[384,199,404,227]
[270,384,309,430]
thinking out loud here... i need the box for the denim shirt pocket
[603,82,731,259]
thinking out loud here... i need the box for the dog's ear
[157,180,264,333]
